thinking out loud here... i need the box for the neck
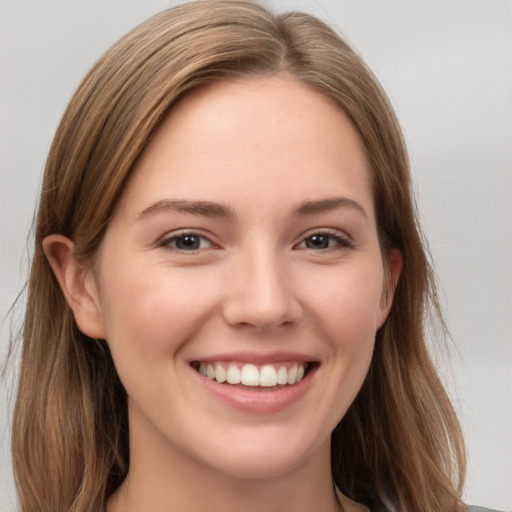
[107,423,342,512]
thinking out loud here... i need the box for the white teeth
[287,365,297,385]
[215,364,227,383]
[241,364,260,386]
[259,365,277,387]
[276,366,288,385]
[198,361,309,387]
[226,365,241,384]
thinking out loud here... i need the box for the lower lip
[194,366,317,414]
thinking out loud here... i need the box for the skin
[45,76,401,512]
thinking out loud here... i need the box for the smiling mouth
[190,361,316,389]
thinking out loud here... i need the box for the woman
[8,1,500,511]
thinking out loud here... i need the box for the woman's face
[84,77,398,479]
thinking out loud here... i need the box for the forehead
[114,76,374,221]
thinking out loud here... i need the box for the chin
[204,450,304,480]
[191,425,328,481]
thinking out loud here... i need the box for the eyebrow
[139,196,367,221]
[292,197,368,220]
[139,199,236,219]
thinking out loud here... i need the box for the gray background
[1,1,511,510]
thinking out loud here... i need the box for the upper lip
[188,351,320,365]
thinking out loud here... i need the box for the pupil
[306,235,329,249]
[176,235,200,250]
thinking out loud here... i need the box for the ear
[377,248,403,329]
[43,234,107,339]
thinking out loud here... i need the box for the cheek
[297,266,382,434]
[306,264,385,346]
[96,263,218,375]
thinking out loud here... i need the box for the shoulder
[465,506,506,512]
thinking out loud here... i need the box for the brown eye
[297,232,352,250]
[305,234,330,249]
[160,232,214,251]
[175,235,202,250]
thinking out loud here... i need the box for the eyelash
[158,229,352,253]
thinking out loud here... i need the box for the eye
[159,232,215,252]
[296,231,352,250]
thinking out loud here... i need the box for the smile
[190,358,318,413]
[192,361,310,388]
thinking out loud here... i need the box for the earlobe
[377,248,403,329]
[42,234,107,339]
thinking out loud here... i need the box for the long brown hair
[11,1,466,511]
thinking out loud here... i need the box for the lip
[191,355,319,414]
[190,350,318,365]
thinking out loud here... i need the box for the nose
[221,249,303,331]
